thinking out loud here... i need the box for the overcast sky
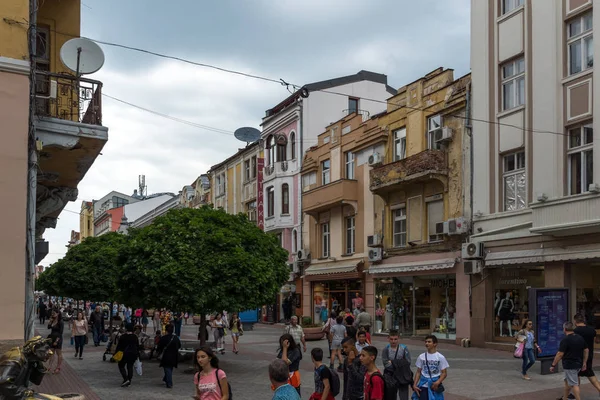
[42,0,470,266]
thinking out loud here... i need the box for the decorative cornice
[0,57,30,75]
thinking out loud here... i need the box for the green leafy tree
[36,263,61,297]
[118,206,289,343]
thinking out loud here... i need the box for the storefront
[367,251,469,342]
[302,259,364,324]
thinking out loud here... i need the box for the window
[277,142,287,162]
[501,58,525,111]
[345,151,355,179]
[427,199,444,243]
[568,13,593,76]
[568,124,594,195]
[393,128,407,160]
[503,151,526,210]
[267,136,275,166]
[246,200,257,222]
[292,229,297,254]
[392,208,407,248]
[251,156,257,178]
[277,233,283,247]
[345,216,355,254]
[281,183,289,214]
[112,196,129,208]
[290,132,296,160]
[302,172,317,190]
[216,175,222,196]
[348,98,359,114]
[321,223,330,258]
[502,0,524,14]
[244,159,251,181]
[321,160,331,185]
[267,186,275,217]
[427,115,443,150]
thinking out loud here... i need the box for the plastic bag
[513,341,524,358]
[134,358,143,376]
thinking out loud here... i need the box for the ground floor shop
[301,259,365,324]
[469,236,600,348]
[366,251,470,342]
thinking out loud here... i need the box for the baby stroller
[102,327,122,362]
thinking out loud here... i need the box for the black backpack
[327,366,341,397]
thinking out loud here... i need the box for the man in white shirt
[413,335,449,399]
[284,316,307,352]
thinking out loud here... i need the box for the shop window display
[573,265,600,349]
[492,267,544,339]
[312,281,363,325]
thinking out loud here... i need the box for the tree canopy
[118,206,290,313]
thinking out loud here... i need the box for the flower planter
[303,326,325,341]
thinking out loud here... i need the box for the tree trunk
[199,313,207,346]
[109,301,113,329]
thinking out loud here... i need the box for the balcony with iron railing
[34,71,103,126]
[263,159,298,181]
[369,149,448,194]
[342,108,370,122]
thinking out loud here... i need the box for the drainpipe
[24,0,38,341]
[465,82,473,234]
[298,100,304,253]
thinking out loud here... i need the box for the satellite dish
[234,127,261,144]
[60,38,105,75]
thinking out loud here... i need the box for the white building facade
[469,0,600,347]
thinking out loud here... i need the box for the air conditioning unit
[464,259,483,275]
[297,249,310,261]
[368,248,382,262]
[367,234,382,247]
[447,217,469,235]
[368,152,382,166]
[462,242,485,259]
[435,222,448,235]
[436,127,453,142]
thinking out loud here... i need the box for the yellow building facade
[80,201,94,239]
[366,68,472,342]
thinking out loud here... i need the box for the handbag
[514,341,524,358]
[84,334,89,345]
[157,334,175,362]
[112,351,123,362]
[424,353,445,393]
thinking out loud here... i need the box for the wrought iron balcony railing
[34,71,103,126]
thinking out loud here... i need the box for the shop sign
[429,279,456,288]
[257,158,265,230]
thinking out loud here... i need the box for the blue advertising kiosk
[528,287,570,375]
[239,309,259,331]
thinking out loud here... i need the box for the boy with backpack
[360,346,385,400]
[310,348,340,400]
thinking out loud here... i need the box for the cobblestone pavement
[35,320,600,399]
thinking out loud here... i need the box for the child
[355,331,369,353]
[412,335,449,400]
[358,326,372,345]
[310,348,334,400]
[342,337,365,400]
[360,346,384,400]
[150,330,161,359]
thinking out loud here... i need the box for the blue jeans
[522,347,536,375]
[163,366,173,388]
[92,325,103,345]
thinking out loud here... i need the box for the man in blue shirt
[270,359,301,400]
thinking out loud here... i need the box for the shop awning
[485,244,600,267]
[368,258,456,274]
[305,263,359,276]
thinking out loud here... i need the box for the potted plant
[301,316,325,341]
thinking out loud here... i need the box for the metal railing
[342,109,370,121]
[34,71,103,126]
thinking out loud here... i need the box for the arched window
[290,131,296,160]
[281,183,289,214]
[267,135,276,166]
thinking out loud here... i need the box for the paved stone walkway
[33,321,600,399]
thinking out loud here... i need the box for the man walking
[89,305,105,347]
[550,322,589,400]
[568,313,600,399]
[39,301,47,324]
[285,316,307,353]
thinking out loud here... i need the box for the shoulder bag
[424,352,445,393]
[157,334,175,362]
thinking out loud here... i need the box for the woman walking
[212,313,226,354]
[194,346,230,399]
[229,312,243,354]
[321,311,336,360]
[141,309,149,333]
[47,309,64,374]
[276,333,302,396]
[516,320,541,380]
[115,323,140,387]
[157,323,181,388]
[71,311,88,360]
[329,315,347,372]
